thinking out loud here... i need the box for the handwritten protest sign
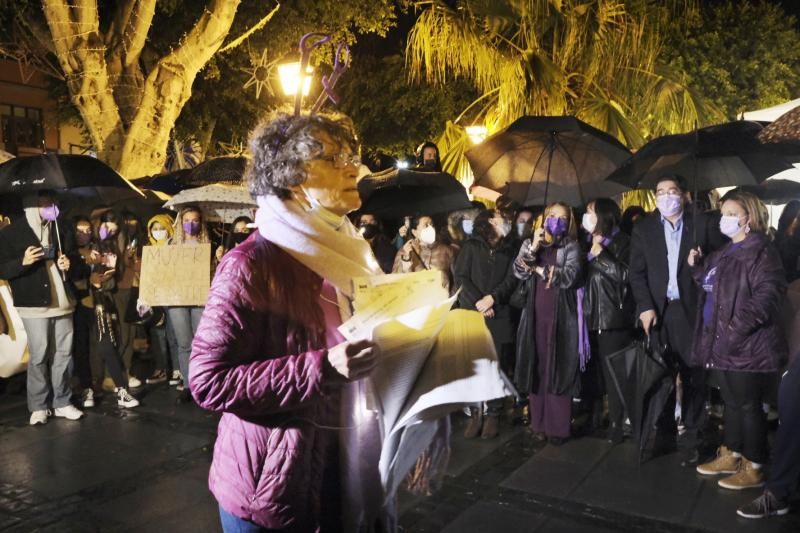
[139,244,211,306]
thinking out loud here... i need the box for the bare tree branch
[118,0,241,177]
[107,0,156,68]
[218,2,280,54]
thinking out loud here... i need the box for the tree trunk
[43,0,242,179]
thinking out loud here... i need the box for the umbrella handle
[54,222,66,282]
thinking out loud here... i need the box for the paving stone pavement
[0,376,798,532]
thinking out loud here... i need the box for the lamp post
[278,62,313,99]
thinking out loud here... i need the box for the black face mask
[359,224,379,240]
[423,159,437,169]
[231,232,250,245]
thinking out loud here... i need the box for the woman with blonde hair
[165,206,210,400]
[691,190,787,491]
[514,201,585,445]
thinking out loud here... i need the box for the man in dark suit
[629,175,726,465]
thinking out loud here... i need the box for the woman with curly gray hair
[189,110,394,532]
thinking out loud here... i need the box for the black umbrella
[465,116,631,207]
[603,338,674,462]
[737,179,800,205]
[0,153,143,203]
[357,168,472,219]
[607,121,799,190]
[182,156,248,187]
[135,168,193,195]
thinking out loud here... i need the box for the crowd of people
[0,193,255,418]
[1,110,800,531]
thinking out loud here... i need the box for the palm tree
[406,0,720,184]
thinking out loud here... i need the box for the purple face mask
[656,194,683,217]
[99,225,114,241]
[545,217,568,237]
[40,204,59,222]
[182,221,200,236]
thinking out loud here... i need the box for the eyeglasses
[314,153,361,169]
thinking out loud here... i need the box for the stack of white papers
[339,270,514,497]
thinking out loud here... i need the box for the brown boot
[480,415,499,439]
[718,460,764,490]
[464,413,483,439]
[696,446,740,476]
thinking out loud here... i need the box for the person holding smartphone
[513,202,585,446]
[0,191,84,425]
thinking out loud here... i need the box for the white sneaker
[53,405,84,420]
[128,375,143,389]
[29,410,50,426]
[81,388,95,408]
[168,370,182,386]
[116,388,140,409]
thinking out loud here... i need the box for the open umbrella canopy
[0,153,143,202]
[737,179,800,205]
[135,168,193,195]
[758,104,800,145]
[607,121,799,190]
[163,183,256,223]
[182,156,248,187]
[357,168,472,219]
[465,116,631,207]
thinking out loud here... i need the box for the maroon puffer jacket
[690,232,788,372]
[190,233,341,532]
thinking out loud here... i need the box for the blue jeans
[165,306,203,387]
[219,506,277,533]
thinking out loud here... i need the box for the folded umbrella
[603,338,674,462]
[465,116,631,207]
[358,168,472,219]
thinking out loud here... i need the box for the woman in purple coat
[690,190,787,491]
[189,111,388,532]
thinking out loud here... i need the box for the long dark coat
[513,239,584,395]
[453,235,519,349]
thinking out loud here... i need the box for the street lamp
[278,62,313,98]
[465,125,488,145]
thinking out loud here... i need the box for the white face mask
[582,212,597,234]
[419,225,436,245]
[462,219,474,235]
[516,222,530,239]
[151,229,168,242]
[298,186,347,229]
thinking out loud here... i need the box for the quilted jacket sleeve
[728,243,787,338]
[189,250,328,416]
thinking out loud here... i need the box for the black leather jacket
[583,231,636,331]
